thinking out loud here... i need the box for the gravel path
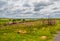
[53,32,60,41]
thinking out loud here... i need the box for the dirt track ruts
[53,32,60,41]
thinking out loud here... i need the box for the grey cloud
[12,0,19,1]
[0,0,60,18]
[33,2,54,11]
[52,7,59,10]
[52,0,60,1]
[23,3,31,7]
[33,3,42,11]
[54,14,60,18]
[23,12,33,14]
[53,11,60,13]
[34,6,43,11]
[0,1,7,8]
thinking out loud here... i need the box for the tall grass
[0,19,60,41]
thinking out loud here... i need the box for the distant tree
[12,19,16,24]
[17,19,21,21]
[22,19,25,23]
[9,19,11,21]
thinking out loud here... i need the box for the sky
[0,0,60,18]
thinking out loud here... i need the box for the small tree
[22,19,25,23]
[12,19,16,24]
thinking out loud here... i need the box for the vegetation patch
[0,18,60,41]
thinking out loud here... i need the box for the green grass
[0,18,60,41]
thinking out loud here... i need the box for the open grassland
[0,18,60,41]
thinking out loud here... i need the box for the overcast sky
[0,0,60,18]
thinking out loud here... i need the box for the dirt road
[53,32,60,41]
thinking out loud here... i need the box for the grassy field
[0,18,60,41]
